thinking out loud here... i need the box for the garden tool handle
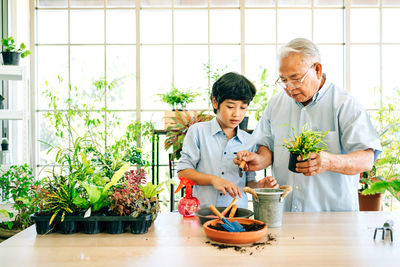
[243,187,258,201]
[221,198,238,217]
[228,205,237,218]
[209,205,224,220]
[280,185,293,199]
[384,219,394,228]
[239,161,246,170]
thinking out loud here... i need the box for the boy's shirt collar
[210,117,244,143]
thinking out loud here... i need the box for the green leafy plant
[0,164,37,230]
[165,110,214,161]
[282,124,329,159]
[361,88,400,201]
[1,36,31,58]
[158,85,200,110]
[249,69,278,121]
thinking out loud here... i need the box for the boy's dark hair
[211,72,256,114]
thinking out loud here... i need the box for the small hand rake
[373,219,394,242]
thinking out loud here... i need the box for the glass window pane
[140,0,172,7]
[245,0,275,7]
[107,0,136,7]
[278,0,311,6]
[383,0,400,5]
[174,10,208,43]
[382,45,400,99]
[314,9,343,43]
[37,46,69,110]
[70,46,105,105]
[141,46,172,110]
[37,10,68,44]
[175,0,207,7]
[245,45,277,86]
[107,112,137,146]
[70,10,104,44]
[245,9,276,43]
[318,45,344,88]
[382,9,400,43]
[350,9,380,43]
[141,10,172,44]
[142,111,164,130]
[277,9,312,43]
[351,0,379,6]
[106,10,135,44]
[210,0,240,7]
[174,45,208,109]
[315,0,344,6]
[70,0,104,7]
[106,46,136,110]
[350,45,380,109]
[210,45,241,73]
[210,10,240,43]
[37,0,67,8]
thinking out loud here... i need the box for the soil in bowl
[208,222,265,232]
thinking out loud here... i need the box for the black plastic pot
[130,214,152,234]
[32,214,56,234]
[83,220,102,234]
[106,220,124,234]
[1,52,20,65]
[288,152,308,173]
[59,220,78,234]
[239,116,249,130]
[1,143,8,151]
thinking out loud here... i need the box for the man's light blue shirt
[252,75,382,212]
[176,118,257,209]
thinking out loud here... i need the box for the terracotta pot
[358,192,382,211]
[203,218,268,244]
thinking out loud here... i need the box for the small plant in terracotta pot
[282,124,329,173]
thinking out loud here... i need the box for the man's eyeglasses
[275,63,316,90]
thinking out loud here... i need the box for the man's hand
[211,176,242,198]
[257,176,279,188]
[234,151,265,172]
[296,152,331,176]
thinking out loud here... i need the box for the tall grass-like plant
[282,124,329,159]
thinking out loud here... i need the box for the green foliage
[165,110,214,161]
[1,36,31,58]
[0,164,37,230]
[158,85,200,110]
[362,179,400,202]
[249,69,278,121]
[139,182,164,200]
[282,124,329,159]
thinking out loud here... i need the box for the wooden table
[1,212,399,267]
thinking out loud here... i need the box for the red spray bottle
[175,177,200,217]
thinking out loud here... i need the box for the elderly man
[235,38,382,212]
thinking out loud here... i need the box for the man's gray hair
[279,38,321,65]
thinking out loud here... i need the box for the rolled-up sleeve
[339,99,382,161]
[176,125,201,172]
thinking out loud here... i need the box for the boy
[176,72,278,209]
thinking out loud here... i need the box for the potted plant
[1,36,31,65]
[0,164,36,240]
[282,124,329,173]
[164,110,214,161]
[157,85,200,129]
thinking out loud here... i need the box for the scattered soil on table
[208,222,265,232]
[205,233,277,255]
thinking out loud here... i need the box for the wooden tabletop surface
[1,211,399,267]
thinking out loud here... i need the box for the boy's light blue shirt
[176,118,257,209]
[252,75,382,212]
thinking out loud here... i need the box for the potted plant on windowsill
[1,36,31,65]
[164,110,214,162]
[157,85,200,129]
[282,124,329,173]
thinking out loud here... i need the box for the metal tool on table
[205,198,238,218]
[374,219,394,242]
[209,204,245,232]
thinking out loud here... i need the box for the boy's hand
[234,151,262,172]
[257,176,279,188]
[211,176,242,198]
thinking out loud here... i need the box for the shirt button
[221,172,224,175]
[303,107,306,111]
[295,186,299,190]
[220,193,223,196]
[294,206,297,209]
[224,152,226,155]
